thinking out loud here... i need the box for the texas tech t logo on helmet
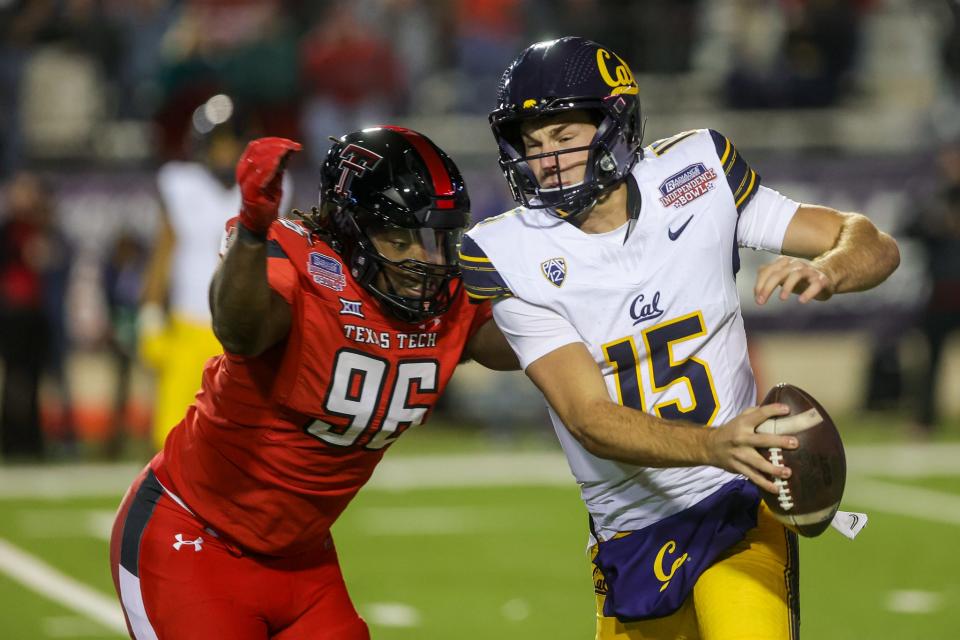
[335,144,384,197]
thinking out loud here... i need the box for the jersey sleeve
[492,296,582,370]
[736,185,800,253]
[221,216,299,303]
[265,224,299,304]
[459,234,513,302]
[709,130,761,214]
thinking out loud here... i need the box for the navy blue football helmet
[320,126,469,322]
[490,37,643,218]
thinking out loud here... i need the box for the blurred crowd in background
[1,0,960,461]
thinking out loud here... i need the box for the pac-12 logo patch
[658,163,717,209]
[541,257,567,287]
[308,253,346,291]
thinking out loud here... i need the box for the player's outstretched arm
[210,137,301,356]
[464,319,521,371]
[524,343,797,494]
[754,205,900,305]
[211,230,292,356]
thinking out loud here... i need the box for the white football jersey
[461,129,799,540]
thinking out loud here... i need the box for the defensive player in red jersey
[109,127,518,639]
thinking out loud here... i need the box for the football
[755,383,846,537]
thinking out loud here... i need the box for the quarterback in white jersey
[465,126,799,538]
[463,37,900,640]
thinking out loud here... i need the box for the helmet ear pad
[331,205,379,286]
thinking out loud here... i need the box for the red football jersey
[158,218,492,556]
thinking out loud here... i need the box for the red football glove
[236,137,303,236]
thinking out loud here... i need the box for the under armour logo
[172,534,204,552]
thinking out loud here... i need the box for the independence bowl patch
[308,252,346,291]
[659,163,717,209]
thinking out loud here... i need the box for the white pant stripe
[118,564,159,639]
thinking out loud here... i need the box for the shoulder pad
[459,234,512,302]
[648,130,700,157]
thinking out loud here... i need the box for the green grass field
[0,417,957,639]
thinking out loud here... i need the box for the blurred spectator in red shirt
[299,1,405,163]
[453,0,523,113]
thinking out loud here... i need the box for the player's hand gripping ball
[237,137,302,236]
[755,383,847,537]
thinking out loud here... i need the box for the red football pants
[110,465,369,639]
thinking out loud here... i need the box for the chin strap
[556,199,597,226]
[622,175,642,244]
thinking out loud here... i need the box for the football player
[460,37,899,639]
[110,127,517,639]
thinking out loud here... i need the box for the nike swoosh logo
[848,514,859,530]
[668,215,694,241]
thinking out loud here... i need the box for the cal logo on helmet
[596,49,638,96]
[489,37,643,218]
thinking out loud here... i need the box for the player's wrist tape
[237,221,268,243]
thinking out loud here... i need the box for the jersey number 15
[602,311,719,425]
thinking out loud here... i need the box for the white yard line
[0,537,127,634]
[844,479,960,526]
[0,463,142,499]
[1,444,960,529]
[846,442,960,477]
[1,443,959,498]
[0,454,574,499]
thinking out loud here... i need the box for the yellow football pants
[139,315,222,451]
[594,503,799,640]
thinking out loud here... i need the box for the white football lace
[768,447,794,510]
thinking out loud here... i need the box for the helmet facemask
[366,223,464,322]
[491,96,642,220]
[333,205,464,323]
[319,126,471,324]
